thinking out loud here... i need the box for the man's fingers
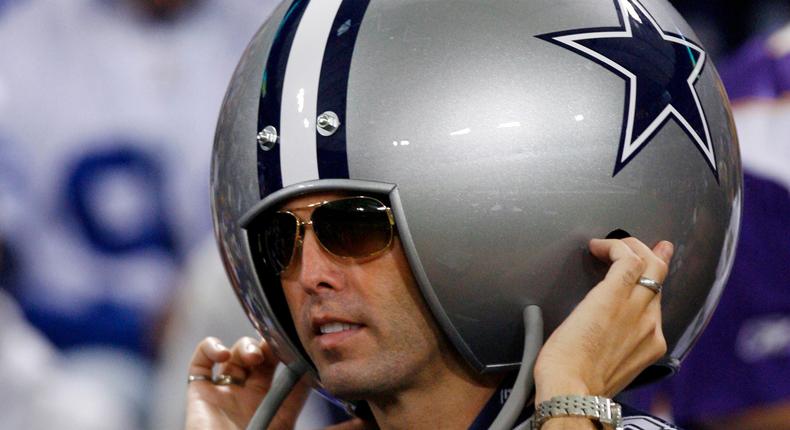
[589,238,674,305]
[589,238,647,294]
[188,337,230,379]
[589,237,629,265]
[243,339,279,393]
[621,238,672,304]
[652,240,674,265]
[259,336,278,364]
[215,336,264,385]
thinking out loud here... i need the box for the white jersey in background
[0,0,277,427]
[0,0,271,356]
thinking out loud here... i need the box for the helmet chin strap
[246,306,544,430]
[489,305,544,430]
[246,360,308,430]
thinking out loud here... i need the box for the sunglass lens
[312,197,392,258]
[258,212,298,273]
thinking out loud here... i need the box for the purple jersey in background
[627,28,790,427]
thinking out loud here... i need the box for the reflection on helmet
[211,0,741,388]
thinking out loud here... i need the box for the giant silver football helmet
[211,0,741,390]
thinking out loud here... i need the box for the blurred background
[0,0,787,429]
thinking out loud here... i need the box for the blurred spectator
[0,0,271,354]
[1,99,136,430]
[627,23,790,430]
[0,0,275,426]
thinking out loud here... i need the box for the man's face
[278,192,451,399]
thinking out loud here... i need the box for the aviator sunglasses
[253,196,395,274]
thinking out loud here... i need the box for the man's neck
[365,353,503,430]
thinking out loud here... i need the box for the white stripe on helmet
[280,0,344,186]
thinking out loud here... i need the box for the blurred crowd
[0,0,787,429]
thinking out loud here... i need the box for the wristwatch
[532,395,623,430]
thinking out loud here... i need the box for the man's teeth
[319,322,359,334]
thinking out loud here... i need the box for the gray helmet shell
[212,0,742,386]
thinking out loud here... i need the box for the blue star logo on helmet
[538,0,717,180]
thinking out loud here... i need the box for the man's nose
[290,227,338,294]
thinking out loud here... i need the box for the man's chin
[317,360,394,400]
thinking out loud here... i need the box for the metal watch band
[532,395,623,430]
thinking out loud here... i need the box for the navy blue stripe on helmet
[256,0,311,199]
[315,0,371,180]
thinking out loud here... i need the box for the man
[186,0,741,428]
[185,191,674,429]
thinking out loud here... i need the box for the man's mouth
[310,317,365,350]
[319,322,363,335]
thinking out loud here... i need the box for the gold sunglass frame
[270,196,395,274]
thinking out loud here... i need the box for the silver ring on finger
[637,276,663,294]
[213,373,245,386]
[187,374,212,384]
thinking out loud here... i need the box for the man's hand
[184,336,309,430]
[533,238,673,424]
[184,337,369,430]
